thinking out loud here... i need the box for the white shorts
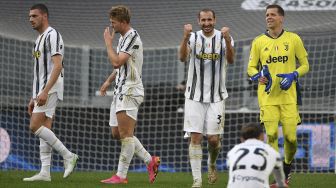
[183,98,225,135]
[109,94,144,127]
[32,92,59,118]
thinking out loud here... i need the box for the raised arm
[179,24,192,63]
[103,27,130,69]
[221,27,234,64]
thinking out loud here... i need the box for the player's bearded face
[29,9,45,30]
[198,11,216,35]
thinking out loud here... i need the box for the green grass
[1,171,336,188]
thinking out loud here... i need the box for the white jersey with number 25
[226,139,283,188]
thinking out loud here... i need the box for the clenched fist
[184,24,193,39]
[221,27,231,41]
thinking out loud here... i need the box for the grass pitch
[1,171,336,188]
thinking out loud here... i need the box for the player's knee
[266,133,278,144]
[111,127,121,140]
[284,133,297,144]
[207,137,220,147]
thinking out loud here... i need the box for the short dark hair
[266,4,285,16]
[30,4,49,17]
[109,5,131,24]
[240,123,263,140]
[198,8,216,19]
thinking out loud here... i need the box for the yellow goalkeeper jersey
[247,30,309,107]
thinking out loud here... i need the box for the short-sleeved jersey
[114,28,144,97]
[247,30,309,106]
[185,29,234,103]
[32,26,64,100]
[227,139,283,188]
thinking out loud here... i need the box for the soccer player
[179,8,235,188]
[247,4,309,185]
[227,123,288,188]
[100,5,160,184]
[23,4,78,182]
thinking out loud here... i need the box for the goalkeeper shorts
[109,94,144,126]
[183,98,225,135]
[260,104,301,125]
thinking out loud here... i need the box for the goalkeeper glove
[276,71,299,90]
[250,65,272,94]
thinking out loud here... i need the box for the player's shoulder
[254,32,267,40]
[284,30,302,40]
[251,32,268,45]
[46,27,62,39]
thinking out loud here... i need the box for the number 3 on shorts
[217,115,222,124]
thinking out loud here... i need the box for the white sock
[116,137,135,179]
[133,136,151,165]
[208,142,221,167]
[189,144,202,180]
[39,138,52,176]
[35,126,72,160]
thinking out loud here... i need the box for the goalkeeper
[247,4,309,186]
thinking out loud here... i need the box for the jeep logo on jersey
[33,51,41,58]
[266,55,288,64]
[196,53,220,60]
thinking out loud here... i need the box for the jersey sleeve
[49,30,63,57]
[294,34,309,77]
[272,149,287,187]
[247,38,260,77]
[188,32,195,53]
[119,32,139,56]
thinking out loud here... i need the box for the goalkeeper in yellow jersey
[247,4,309,186]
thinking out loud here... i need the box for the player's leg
[205,100,225,185]
[28,93,78,179]
[260,105,281,151]
[23,120,53,182]
[110,124,159,183]
[101,99,129,184]
[184,99,206,188]
[280,104,300,184]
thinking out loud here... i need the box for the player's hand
[104,26,115,47]
[183,24,192,39]
[221,27,231,41]
[276,71,298,90]
[36,91,48,107]
[27,98,34,116]
[100,81,110,96]
[250,65,272,93]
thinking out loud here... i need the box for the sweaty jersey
[247,30,309,107]
[227,139,285,188]
[185,29,234,103]
[114,28,144,97]
[32,26,64,100]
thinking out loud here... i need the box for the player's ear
[240,137,245,143]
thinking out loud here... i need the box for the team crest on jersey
[283,42,289,51]
[33,51,41,58]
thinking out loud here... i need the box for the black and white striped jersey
[114,28,144,97]
[185,29,234,103]
[32,26,64,100]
